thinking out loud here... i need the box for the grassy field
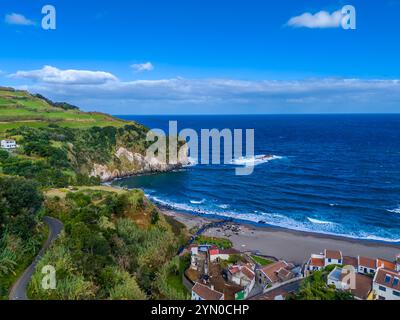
[0,88,127,132]
[251,255,274,266]
[194,235,233,249]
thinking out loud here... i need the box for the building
[228,265,255,298]
[324,249,343,266]
[327,266,373,300]
[1,139,16,149]
[191,282,224,300]
[372,268,400,300]
[256,260,295,288]
[397,254,400,272]
[358,256,377,275]
[306,254,325,272]
[209,248,240,262]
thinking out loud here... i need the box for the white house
[1,139,17,149]
[228,265,255,298]
[358,256,377,275]
[327,266,373,300]
[372,268,400,300]
[324,249,343,266]
[305,254,325,273]
[191,282,224,300]
[209,248,239,262]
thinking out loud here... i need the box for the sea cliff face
[90,144,190,181]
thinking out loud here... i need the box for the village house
[306,253,325,273]
[209,248,240,262]
[191,282,224,300]
[358,256,377,275]
[305,249,400,277]
[327,266,373,300]
[256,260,296,288]
[324,249,343,266]
[1,139,17,149]
[228,264,255,298]
[372,268,400,300]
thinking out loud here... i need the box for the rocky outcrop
[90,145,190,182]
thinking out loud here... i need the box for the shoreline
[161,207,400,264]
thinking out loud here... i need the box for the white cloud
[11,66,118,85]
[5,13,35,26]
[287,10,342,28]
[10,66,400,113]
[131,62,154,72]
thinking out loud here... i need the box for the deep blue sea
[113,115,400,243]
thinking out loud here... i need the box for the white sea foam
[307,217,335,225]
[143,195,400,243]
[387,207,400,214]
[183,157,198,167]
[231,154,283,166]
[190,199,206,204]
[218,204,229,209]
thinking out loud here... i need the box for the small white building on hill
[1,139,17,149]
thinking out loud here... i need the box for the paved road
[9,216,64,300]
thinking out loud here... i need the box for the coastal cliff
[0,88,189,186]
[90,145,190,181]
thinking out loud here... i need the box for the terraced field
[0,87,126,132]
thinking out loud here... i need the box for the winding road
[9,216,64,300]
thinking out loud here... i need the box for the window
[379,286,387,292]
[384,275,392,283]
[393,290,400,297]
[338,260,342,264]
[328,258,332,263]
[393,278,399,286]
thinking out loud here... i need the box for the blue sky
[1,0,400,114]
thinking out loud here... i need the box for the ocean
[112,114,400,243]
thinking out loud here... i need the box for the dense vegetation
[28,187,189,300]
[0,175,46,298]
[288,266,355,300]
[0,123,150,187]
[0,88,190,300]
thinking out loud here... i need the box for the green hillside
[0,87,126,132]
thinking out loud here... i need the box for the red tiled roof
[209,249,219,255]
[260,261,289,283]
[377,259,396,271]
[192,283,224,300]
[358,256,377,269]
[374,268,400,291]
[310,257,325,267]
[325,249,342,260]
[343,256,358,268]
[340,273,372,300]
[229,266,240,274]
[241,266,255,280]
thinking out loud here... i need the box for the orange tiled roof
[358,256,377,269]
[377,259,396,271]
[260,261,289,283]
[325,249,342,260]
[310,257,325,267]
[374,268,400,290]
